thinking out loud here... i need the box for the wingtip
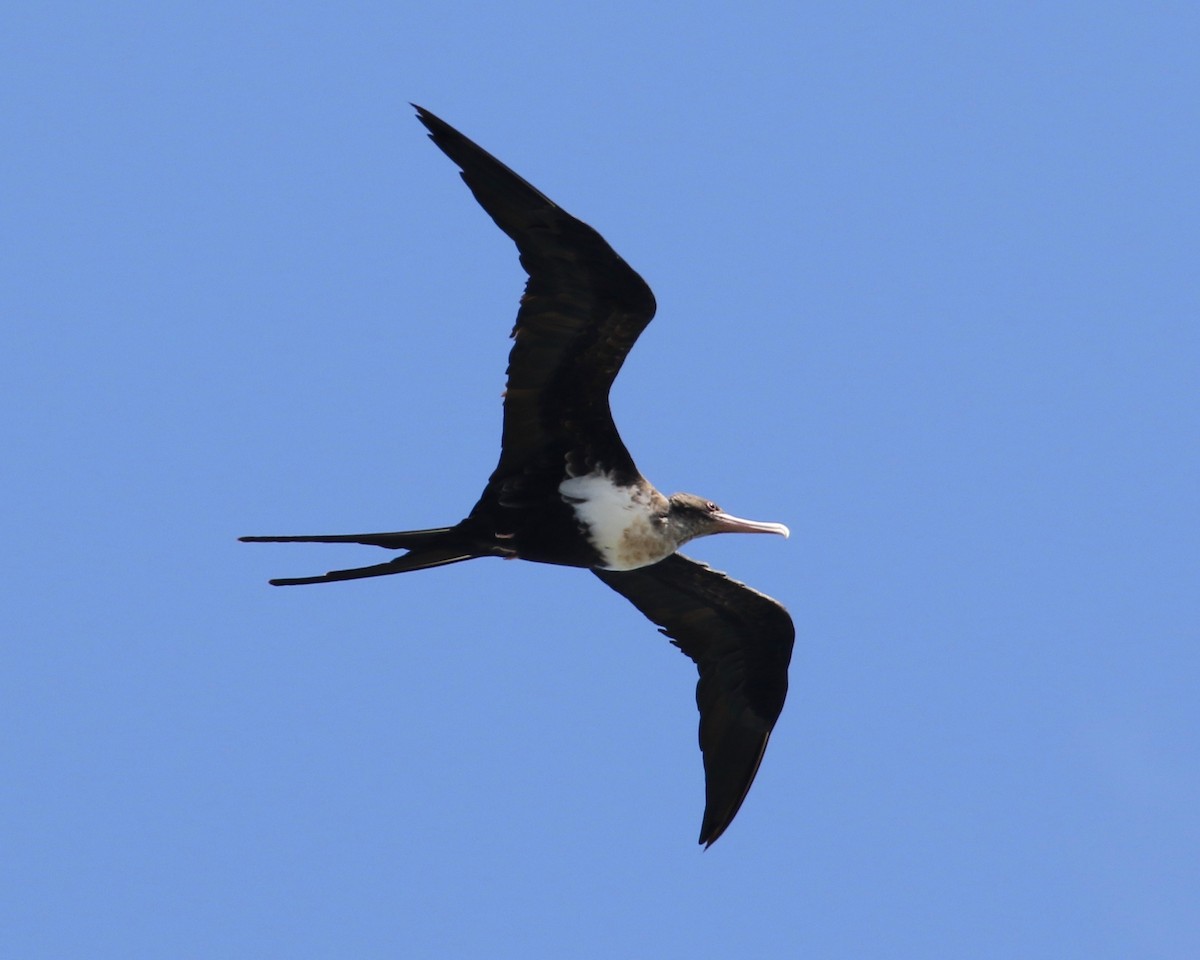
[697,819,730,849]
[412,103,445,134]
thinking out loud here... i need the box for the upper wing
[414,105,656,487]
[593,553,795,846]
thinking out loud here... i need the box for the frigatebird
[242,105,794,846]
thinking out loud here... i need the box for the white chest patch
[558,473,674,571]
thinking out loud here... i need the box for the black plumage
[242,106,794,845]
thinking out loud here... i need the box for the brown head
[663,492,790,549]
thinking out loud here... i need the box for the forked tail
[239,526,481,586]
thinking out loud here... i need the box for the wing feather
[414,105,656,486]
[593,553,794,846]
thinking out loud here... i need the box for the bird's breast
[558,473,675,571]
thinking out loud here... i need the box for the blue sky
[3,2,1197,957]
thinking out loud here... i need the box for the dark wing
[593,553,795,846]
[414,105,656,488]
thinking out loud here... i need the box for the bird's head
[663,492,790,547]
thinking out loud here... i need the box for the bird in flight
[242,105,795,846]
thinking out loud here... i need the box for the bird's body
[243,106,795,846]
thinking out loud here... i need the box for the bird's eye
[705,501,718,512]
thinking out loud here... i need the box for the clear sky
[3,2,1197,957]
